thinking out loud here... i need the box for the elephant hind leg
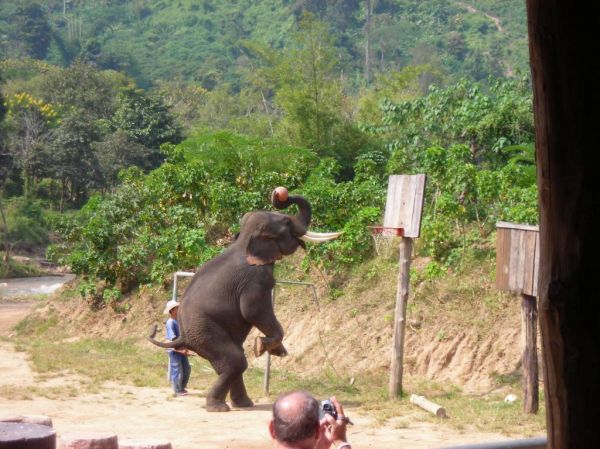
[229,374,254,408]
[203,343,249,413]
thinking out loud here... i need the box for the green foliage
[0,197,49,251]
[48,131,319,288]
[375,78,537,263]
[112,86,183,150]
[0,1,530,96]
[300,158,386,269]
[383,77,534,171]
[9,4,52,60]
[1,60,182,210]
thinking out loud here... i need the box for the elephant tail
[146,324,187,349]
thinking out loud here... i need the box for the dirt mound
[243,272,523,395]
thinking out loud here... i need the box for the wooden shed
[496,222,539,297]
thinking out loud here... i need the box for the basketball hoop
[368,226,404,259]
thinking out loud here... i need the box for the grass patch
[11,327,546,436]
[0,382,84,400]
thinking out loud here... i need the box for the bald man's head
[271,390,320,445]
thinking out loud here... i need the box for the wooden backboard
[496,222,539,297]
[383,174,426,238]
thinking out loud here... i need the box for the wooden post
[527,2,600,447]
[389,237,413,398]
[521,294,539,414]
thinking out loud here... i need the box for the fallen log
[409,394,447,418]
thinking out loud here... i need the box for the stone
[0,421,56,449]
[60,432,118,449]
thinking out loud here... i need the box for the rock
[60,432,118,449]
[0,422,56,449]
[504,393,518,403]
[118,438,172,449]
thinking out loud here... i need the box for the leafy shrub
[1,197,49,251]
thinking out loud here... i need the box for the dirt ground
[0,299,523,449]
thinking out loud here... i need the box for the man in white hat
[164,299,191,396]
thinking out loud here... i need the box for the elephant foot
[254,337,288,357]
[205,397,231,412]
[231,396,254,408]
[269,344,288,357]
[254,336,267,357]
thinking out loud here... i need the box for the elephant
[147,187,341,412]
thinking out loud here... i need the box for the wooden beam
[526,1,600,447]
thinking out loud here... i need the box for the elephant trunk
[271,189,312,234]
[271,188,342,243]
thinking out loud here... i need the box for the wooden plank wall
[496,223,539,296]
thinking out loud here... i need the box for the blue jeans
[169,351,191,393]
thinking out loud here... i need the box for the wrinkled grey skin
[148,190,312,412]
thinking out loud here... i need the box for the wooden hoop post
[389,237,413,398]
[521,293,539,414]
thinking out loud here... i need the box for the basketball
[274,186,288,202]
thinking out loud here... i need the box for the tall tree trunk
[0,194,10,264]
[365,0,372,85]
[527,2,600,448]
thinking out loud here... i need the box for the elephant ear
[246,230,280,266]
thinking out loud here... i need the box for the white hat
[163,299,180,315]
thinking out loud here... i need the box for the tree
[92,130,157,188]
[46,112,102,209]
[11,4,52,60]
[112,87,182,153]
[0,83,10,263]
[41,60,123,121]
[4,92,59,196]
[274,14,341,152]
[273,14,378,178]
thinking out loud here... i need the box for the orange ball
[274,186,289,202]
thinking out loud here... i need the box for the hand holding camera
[319,399,353,425]
[316,397,352,449]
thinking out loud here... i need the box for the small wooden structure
[378,174,426,398]
[495,221,540,414]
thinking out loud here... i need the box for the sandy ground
[0,298,519,449]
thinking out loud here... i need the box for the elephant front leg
[241,288,287,357]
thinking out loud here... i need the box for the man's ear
[246,233,279,265]
[268,419,277,439]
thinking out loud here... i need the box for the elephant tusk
[304,230,343,239]
[299,232,342,243]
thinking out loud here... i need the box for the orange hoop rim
[368,226,405,237]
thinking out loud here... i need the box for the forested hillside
[1,0,535,297]
[0,0,529,88]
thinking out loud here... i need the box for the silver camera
[319,399,337,420]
